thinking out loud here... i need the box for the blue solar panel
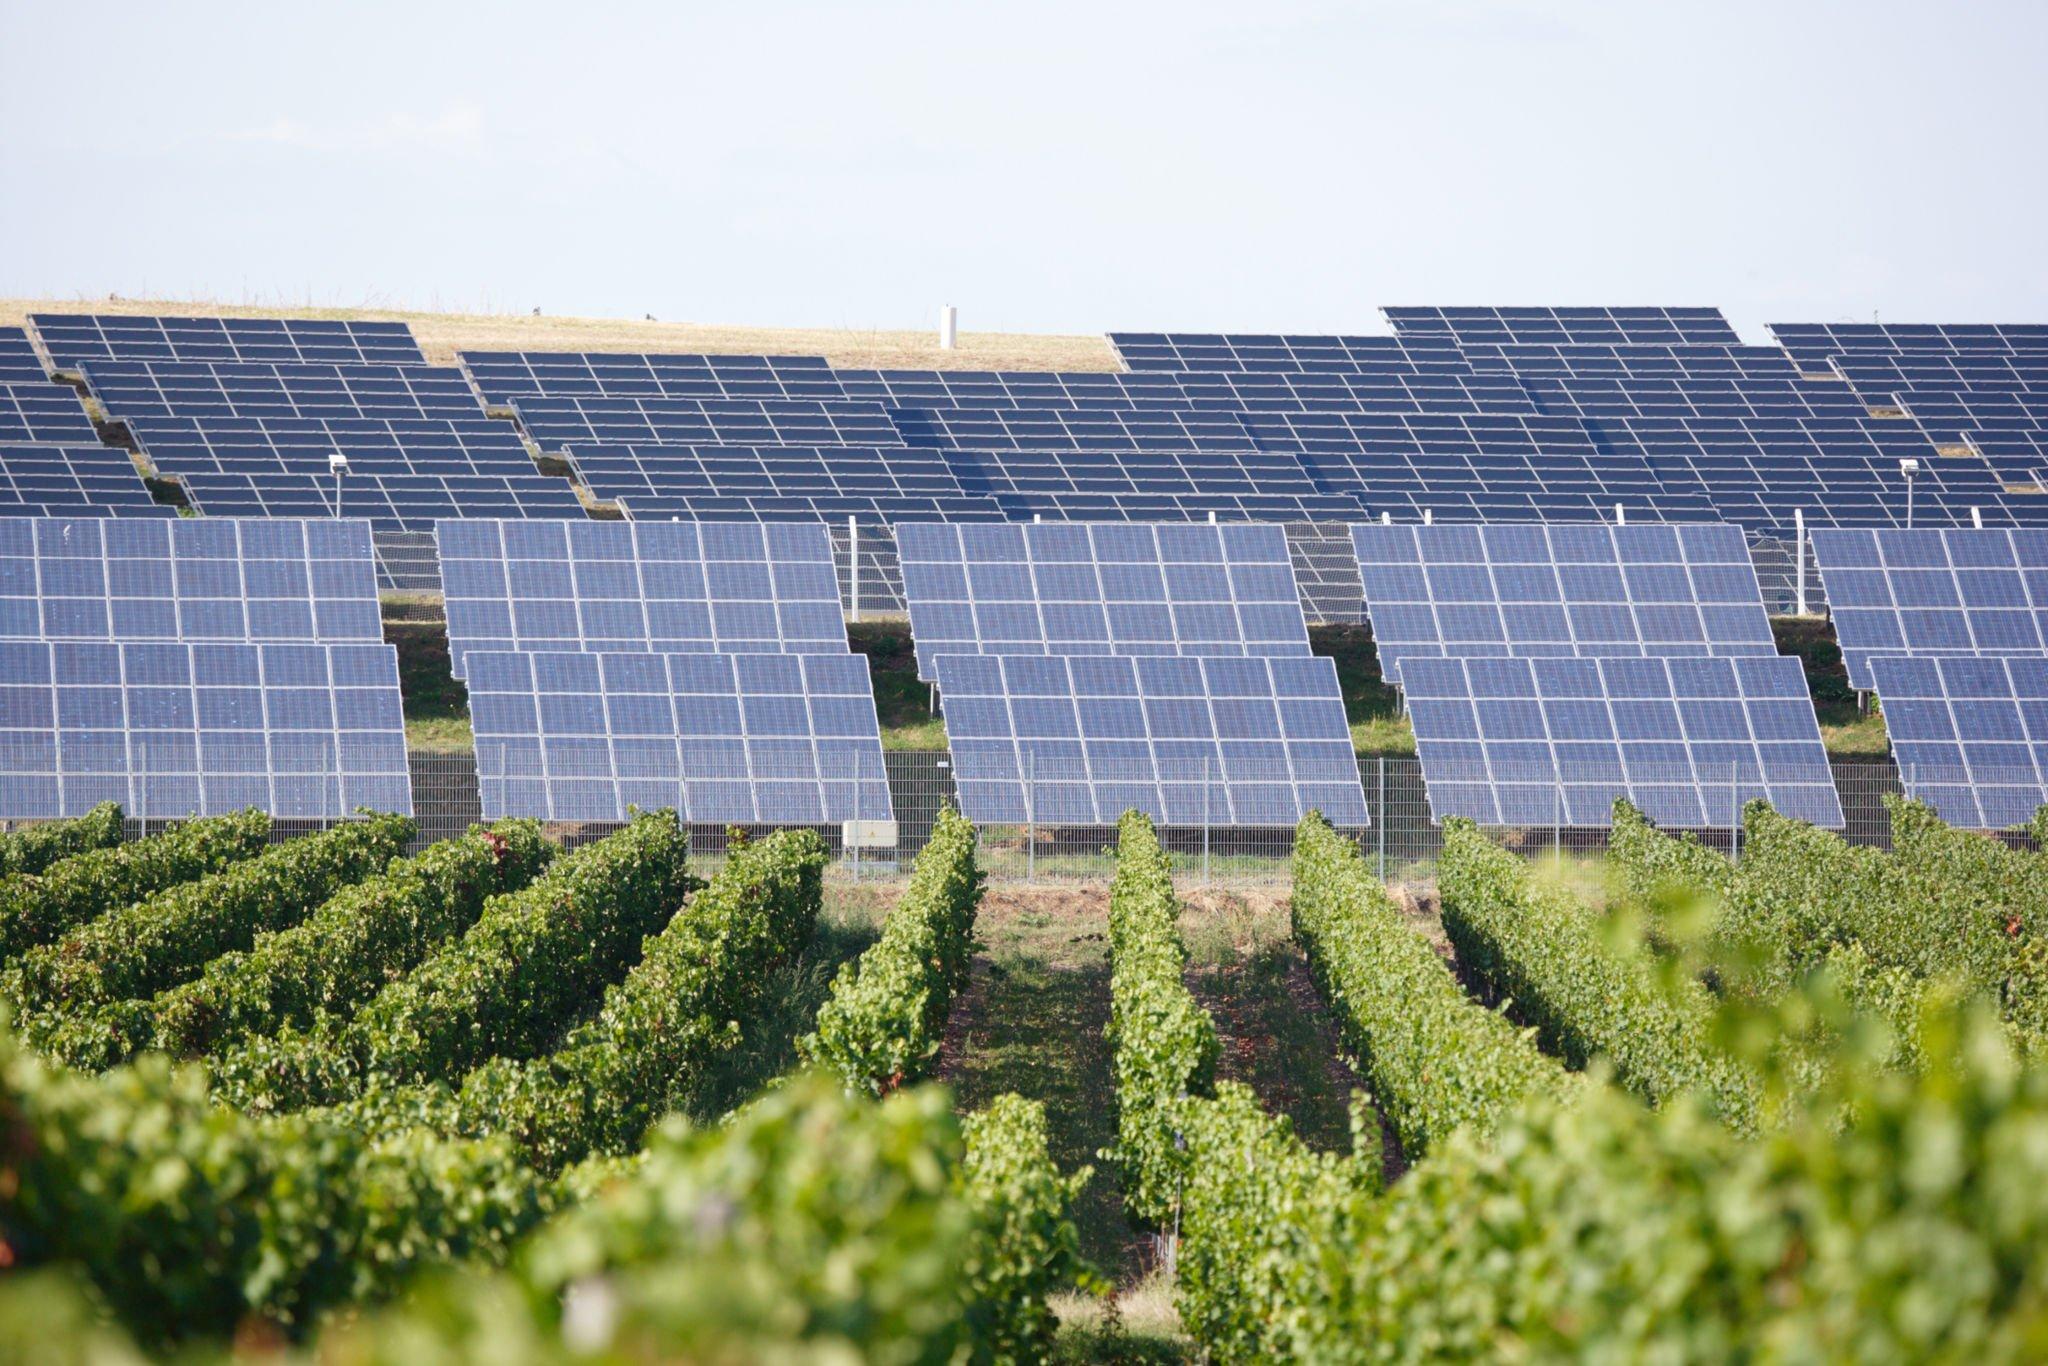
[82,360,485,422]
[836,367,1533,414]
[32,314,426,368]
[564,442,983,514]
[435,518,849,679]
[1457,343,1791,381]
[466,649,892,826]
[0,329,47,382]
[1352,522,1776,687]
[0,517,383,643]
[1809,528,2048,688]
[1384,307,1741,346]
[0,444,169,517]
[932,651,1368,827]
[1770,322,2048,370]
[1869,654,2048,830]
[1108,333,1466,372]
[0,381,99,443]
[1403,653,1842,829]
[0,638,410,818]
[461,351,842,404]
[512,395,904,449]
[897,521,1312,681]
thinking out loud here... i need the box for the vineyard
[5,796,2048,1361]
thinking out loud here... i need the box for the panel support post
[938,305,958,350]
[1731,761,1742,864]
[1794,507,1808,616]
[848,516,860,622]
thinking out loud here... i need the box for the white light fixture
[1899,457,1919,528]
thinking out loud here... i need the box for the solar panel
[0,516,383,643]
[82,360,485,422]
[0,328,48,381]
[128,414,537,476]
[1809,528,2048,688]
[897,521,1312,681]
[32,314,426,368]
[0,638,410,819]
[936,443,1366,522]
[435,518,849,679]
[0,381,99,443]
[838,367,1533,414]
[1586,415,2023,534]
[460,351,842,404]
[511,395,904,449]
[1832,353,2048,399]
[466,649,892,826]
[1403,653,1842,829]
[1351,522,1776,687]
[932,652,1369,826]
[1457,343,1793,381]
[1384,307,1741,346]
[892,405,1256,452]
[180,471,586,532]
[0,444,169,517]
[1868,653,2048,830]
[1107,333,1466,372]
[564,442,976,508]
[1770,322,2048,370]
[1522,374,1866,421]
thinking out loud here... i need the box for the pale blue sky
[3,1,2044,338]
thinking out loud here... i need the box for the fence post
[1794,508,1808,616]
[1731,761,1741,864]
[1375,755,1386,882]
[847,515,860,623]
[137,738,147,836]
[1202,753,1212,886]
[1554,773,1564,865]
[1025,749,1036,884]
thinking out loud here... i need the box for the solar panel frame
[435,518,851,679]
[1107,332,1467,372]
[1384,306,1741,346]
[0,638,411,818]
[0,444,170,517]
[466,648,892,826]
[32,314,426,368]
[1402,653,1843,829]
[511,395,905,449]
[1868,653,2048,830]
[932,651,1370,827]
[81,359,487,423]
[0,381,100,443]
[0,516,385,644]
[1351,521,1778,687]
[0,328,48,382]
[1810,528,2048,688]
[459,351,843,404]
[896,521,1314,681]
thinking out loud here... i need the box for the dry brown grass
[0,295,1117,372]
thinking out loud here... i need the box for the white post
[1207,510,1217,525]
[1422,508,1433,525]
[938,305,958,350]
[1971,506,1984,529]
[847,515,860,622]
[1795,508,1808,616]
[1614,503,1626,525]
[1202,753,1212,885]
[1379,511,1391,525]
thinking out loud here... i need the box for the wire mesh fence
[7,746,2035,884]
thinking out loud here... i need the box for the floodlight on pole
[328,452,350,518]
[1899,457,1920,529]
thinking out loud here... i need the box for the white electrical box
[842,820,898,850]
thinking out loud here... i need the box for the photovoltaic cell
[932,652,1369,826]
[896,521,1312,681]
[0,638,410,818]
[466,649,892,825]
[1351,522,1776,687]
[1868,653,2048,830]
[0,382,99,443]
[435,518,849,679]
[1402,654,1843,829]
[0,329,47,381]
[1809,528,2048,688]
